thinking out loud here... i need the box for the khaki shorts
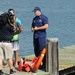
[0,42,13,60]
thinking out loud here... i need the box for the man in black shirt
[0,17,16,75]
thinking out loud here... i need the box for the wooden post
[46,38,59,75]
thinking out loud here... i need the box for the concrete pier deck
[2,45,75,75]
[59,45,75,70]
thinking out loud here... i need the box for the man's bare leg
[14,50,18,68]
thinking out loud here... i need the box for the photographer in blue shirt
[31,7,48,69]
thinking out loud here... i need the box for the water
[0,0,75,56]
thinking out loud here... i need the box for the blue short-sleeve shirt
[32,14,48,38]
[12,17,21,41]
[16,18,21,25]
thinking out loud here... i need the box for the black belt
[0,41,11,43]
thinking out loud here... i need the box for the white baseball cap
[8,9,15,15]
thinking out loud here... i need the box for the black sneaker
[0,71,5,75]
[10,70,16,75]
[39,65,46,71]
[39,65,46,69]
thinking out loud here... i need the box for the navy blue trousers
[34,37,46,57]
[34,37,46,65]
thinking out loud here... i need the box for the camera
[0,12,9,25]
[0,12,15,29]
[0,12,15,25]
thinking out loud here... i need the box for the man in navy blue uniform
[31,7,48,69]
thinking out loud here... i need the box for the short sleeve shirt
[11,18,21,41]
[0,23,14,41]
[32,14,48,38]
[16,18,21,25]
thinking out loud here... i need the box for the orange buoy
[18,58,24,71]
[29,57,38,69]
[17,48,46,72]
[23,64,31,72]
[32,48,46,72]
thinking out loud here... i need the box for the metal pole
[46,38,59,75]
